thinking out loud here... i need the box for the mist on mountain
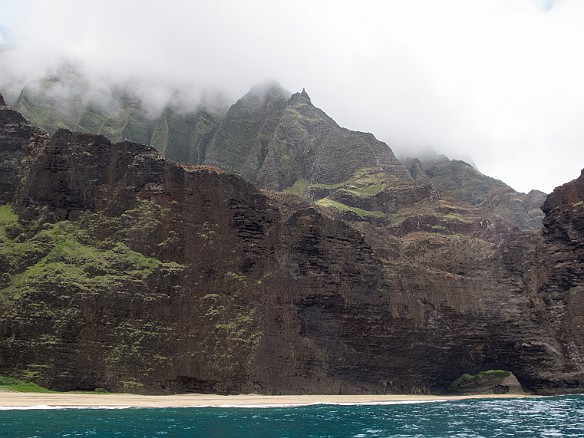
[1,0,584,192]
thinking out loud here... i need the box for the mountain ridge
[7,80,545,234]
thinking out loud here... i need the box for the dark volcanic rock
[0,92,5,106]
[542,169,584,242]
[1,109,399,393]
[0,102,584,396]
[0,102,48,204]
[531,170,584,393]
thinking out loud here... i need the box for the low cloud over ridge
[1,0,583,193]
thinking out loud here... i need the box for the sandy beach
[0,391,533,408]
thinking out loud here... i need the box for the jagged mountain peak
[204,80,411,191]
[289,88,312,105]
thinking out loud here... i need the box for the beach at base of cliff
[0,391,535,408]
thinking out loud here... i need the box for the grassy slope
[0,204,182,303]
[0,375,53,393]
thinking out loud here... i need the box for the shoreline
[0,391,535,409]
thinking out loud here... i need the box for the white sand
[0,391,533,408]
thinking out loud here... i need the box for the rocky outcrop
[542,169,584,243]
[531,169,584,393]
[403,155,546,230]
[1,97,583,396]
[306,160,534,243]
[0,102,48,204]
[203,83,411,190]
[0,111,395,393]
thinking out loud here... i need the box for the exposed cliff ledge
[0,102,48,204]
[542,169,584,244]
[0,102,583,395]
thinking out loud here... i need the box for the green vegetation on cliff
[316,198,385,219]
[0,202,185,392]
[14,88,76,133]
[286,168,388,201]
[0,375,112,393]
[0,204,18,237]
[0,205,182,302]
[343,168,388,197]
[0,375,53,393]
[283,178,310,197]
[449,370,512,389]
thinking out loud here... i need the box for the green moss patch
[0,205,18,232]
[450,370,511,389]
[309,181,345,190]
[316,198,385,219]
[0,205,182,302]
[345,184,385,198]
[344,168,388,194]
[284,178,310,198]
[0,375,53,393]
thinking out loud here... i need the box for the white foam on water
[211,399,448,409]
[0,399,448,410]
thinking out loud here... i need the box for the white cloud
[533,0,557,13]
[1,0,583,192]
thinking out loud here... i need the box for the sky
[0,0,583,193]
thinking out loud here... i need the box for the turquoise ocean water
[0,395,583,437]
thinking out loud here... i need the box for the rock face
[14,79,411,192]
[0,102,48,204]
[203,83,411,190]
[403,155,546,230]
[0,101,584,395]
[534,170,584,393]
[13,80,226,160]
[11,80,543,232]
[0,106,392,394]
[542,169,584,243]
[150,104,220,165]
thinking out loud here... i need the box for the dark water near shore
[0,395,583,437]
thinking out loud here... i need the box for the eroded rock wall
[0,102,583,395]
